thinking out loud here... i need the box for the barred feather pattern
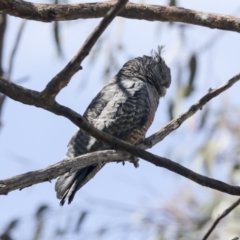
[55,49,171,205]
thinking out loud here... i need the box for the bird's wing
[55,78,158,205]
[84,78,158,146]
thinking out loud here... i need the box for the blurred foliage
[183,53,197,97]
[1,0,240,239]
[52,0,65,57]
[32,205,49,240]
[0,219,19,240]
[169,0,177,6]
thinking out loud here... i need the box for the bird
[55,46,171,205]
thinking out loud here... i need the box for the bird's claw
[116,156,139,168]
[130,155,139,168]
[137,137,152,148]
[117,160,125,166]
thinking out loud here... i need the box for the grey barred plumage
[55,47,171,205]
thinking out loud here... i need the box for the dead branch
[1,0,240,206]
[1,147,240,198]
[0,150,125,194]
[41,0,129,100]
[1,1,240,34]
[0,72,240,195]
[141,73,240,148]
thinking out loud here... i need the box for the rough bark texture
[1,1,240,34]
[0,72,240,196]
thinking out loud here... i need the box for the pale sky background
[1,0,240,239]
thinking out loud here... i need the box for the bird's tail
[55,164,103,205]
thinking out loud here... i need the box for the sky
[1,0,240,239]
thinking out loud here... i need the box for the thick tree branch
[41,0,128,100]
[1,148,240,198]
[0,72,240,195]
[1,1,240,33]
[0,150,125,193]
[202,198,240,240]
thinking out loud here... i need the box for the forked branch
[0,73,240,196]
[41,0,128,100]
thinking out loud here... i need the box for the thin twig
[0,150,125,194]
[0,72,240,195]
[202,198,240,240]
[1,1,240,33]
[0,13,7,128]
[141,73,240,148]
[0,13,6,76]
[0,20,26,128]
[8,20,26,79]
[41,0,128,100]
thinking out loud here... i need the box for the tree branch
[7,20,26,79]
[141,73,240,148]
[0,13,7,128]
[1,148,240,198]
[0,72,240,195]
[0,150,126,194]
[41,0,128,100]
[202,198,240,240]
[1,1,240,33]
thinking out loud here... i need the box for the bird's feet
[117,160,126,166]
[137,137,153,148]
[130,155,139,168]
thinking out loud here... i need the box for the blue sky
[1,0,240,239]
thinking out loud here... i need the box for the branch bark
[1,0,240,201]
[141,74,240,148]
[0,72,240,195]
[1,1,240,33]
[1,148,240,198]
[41,0,128,100]
[0,150,126,193]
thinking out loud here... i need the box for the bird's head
[118,46,171,97]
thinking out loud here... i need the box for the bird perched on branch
[55,46,171,205]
